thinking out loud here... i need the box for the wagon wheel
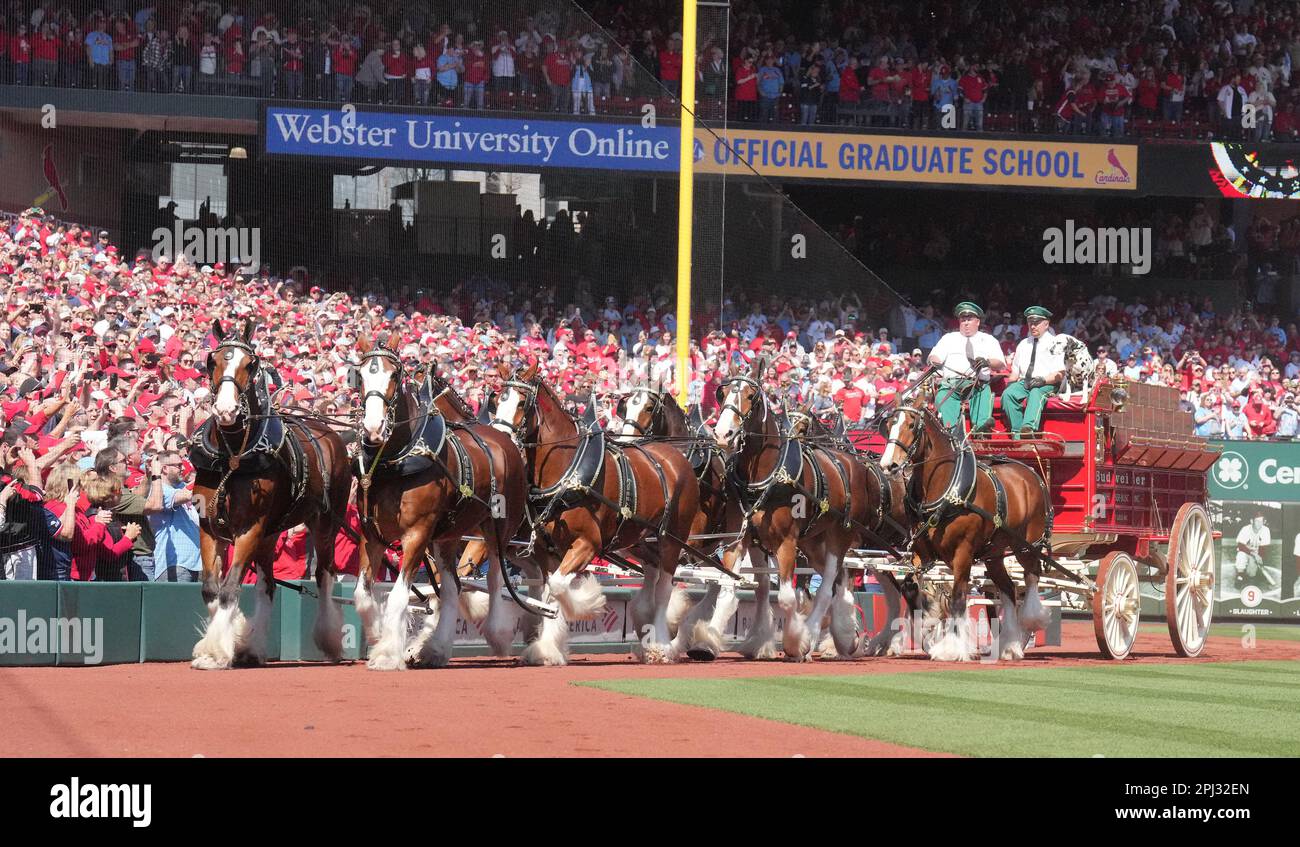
[1165,503,1215,658]
[1093,552,1140,660]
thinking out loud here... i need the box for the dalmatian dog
[1046,334,1097,400]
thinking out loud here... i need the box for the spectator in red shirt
[910,59,932,129]
[224,34,245,86]
[112,17,140,92]
[866,56,896,126]
[32,22,59,87]
[382,39,408,105]
[1244,388,1276,438]
[1162,60,1185,122]
[833,381,868,423]
[463,40,490,109]
[659,33,683,97]
[1099,72,1132,137]
[280,28,305,100]
[959,65,991,131]
[10,23,32,86]
[1134,67,1159,118]
[735,55,759,122]
[331,32,357,102]
[543,41,572,112]
[52,471,140,581]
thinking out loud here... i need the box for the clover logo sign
[1215,452,1247,490]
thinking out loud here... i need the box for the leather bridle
[620,387,667,437]
[494,376,541,449]
[209,339,259,427]
[356,347,403,444]
[715,374,766,449]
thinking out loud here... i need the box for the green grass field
[583,661,1300,757]
[1136,623,1300,643]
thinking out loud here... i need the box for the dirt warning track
[1,623,1294,758]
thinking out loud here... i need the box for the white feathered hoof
[642,642,679,665]
[739,625,778,660]
[816,633,838,658]
[685,620,723,662]
[999,638,1026,662]
[366,643,407,671]
[886,629,910,657]
[519,640,568,667]
[190,652,233,671]
[782,636,813,662]
[927,624,976,662]
[548,572,607,620]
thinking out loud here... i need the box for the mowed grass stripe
[583,661,1300,757]
[965,672,1298,712]
[1139,623,1300,643]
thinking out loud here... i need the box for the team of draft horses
[187,312,1058,671]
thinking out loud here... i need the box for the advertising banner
[263,106,679,172]
[261,105,1139,191]
[693,128,1139,190]
[1208,440,1300,502]
[1207,440,1300,621]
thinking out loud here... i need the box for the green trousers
[1002,379,1056,435]
[937,378,993,431]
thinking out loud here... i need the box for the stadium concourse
[1,0,1299,139]
[0,203,1298,585]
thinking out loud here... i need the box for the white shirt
[1011,331,1065,380]
[1218,83,1247,119]
[492,43,516,77]
[929,330,1003,376]
[1236,523,1271,568]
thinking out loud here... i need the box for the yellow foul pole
[675,0,698,409]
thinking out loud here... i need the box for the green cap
[1023,305,1053,321]
[953,301,984,319]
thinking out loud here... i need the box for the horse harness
[890,405,1055,557]
[500,378,672,561]
[189,355,320,542]
[353,348,494,550]
[719,376,845,546]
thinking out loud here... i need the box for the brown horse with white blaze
[878,380,1052,661]
[492,363,702,664]
[190,319,352,669]
[351,333,527,669]
[713,357,876,661]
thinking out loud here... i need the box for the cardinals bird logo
[1094,148,1133,185]
[36,144,70,211]
[1106,148,1130,180]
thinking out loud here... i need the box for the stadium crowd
[0,197,1298,581]
[2,1,1300,138]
